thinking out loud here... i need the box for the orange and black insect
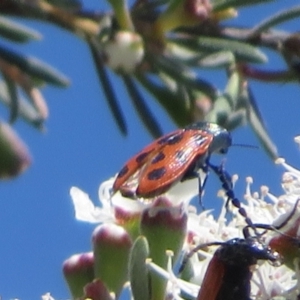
[195,238,277,300]
[113,121,257,229]
[113,122,232,198]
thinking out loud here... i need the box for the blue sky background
[0,1,300,299]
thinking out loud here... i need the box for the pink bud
[84,279,114,300]
[140,197,187,299]
[92,223,132,297]
[62,252,94,299]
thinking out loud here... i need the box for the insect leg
[208,162,258,237]
[198,167,209,211]
[184,170,206,210]
[181,165,209,210]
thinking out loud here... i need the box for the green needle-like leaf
[210,69,246,129]
[151,54,218,99]
[171,36,267,64]
[0,17,41,43]
[2,74,19,123]
[212,0,274,12]
[243,86,278,160]
[122,75,163,138]
[88,39,127,135]
[251,5,300,36]
[224,67,242,108]
[107,0,134,31]
[0,45,69,87]
[167,43,234,68]
[197,51,235,69]
[0,81,44,130]
[129,236,151,300]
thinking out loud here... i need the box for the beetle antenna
[232,143,259,149]
[179,241,224,273]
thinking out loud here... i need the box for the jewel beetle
[183,238,278,300]
[112,121,257,230]
[113,122,231,198]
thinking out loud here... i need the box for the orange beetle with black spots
[112,121,257,230]
[112,122,232,197]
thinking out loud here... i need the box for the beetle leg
[208,161,260,237]
[181,166,208,210]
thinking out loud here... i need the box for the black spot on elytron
[157,134,173,145]
[175,150,188,164]
[147,167,166,181]
[118,165,129,178]
[166,133,184,145]
[136,151,151,163]
[151,151,166,164]
[157,132,184,145]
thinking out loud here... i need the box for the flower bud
[92,223,132,297]
[155,0,212,35]
[62,252,94,299]
[140,197,187,299]
[84,279,114,300]
[103,31,144,73]
[0,122,31,178]
[114,204,142,240]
